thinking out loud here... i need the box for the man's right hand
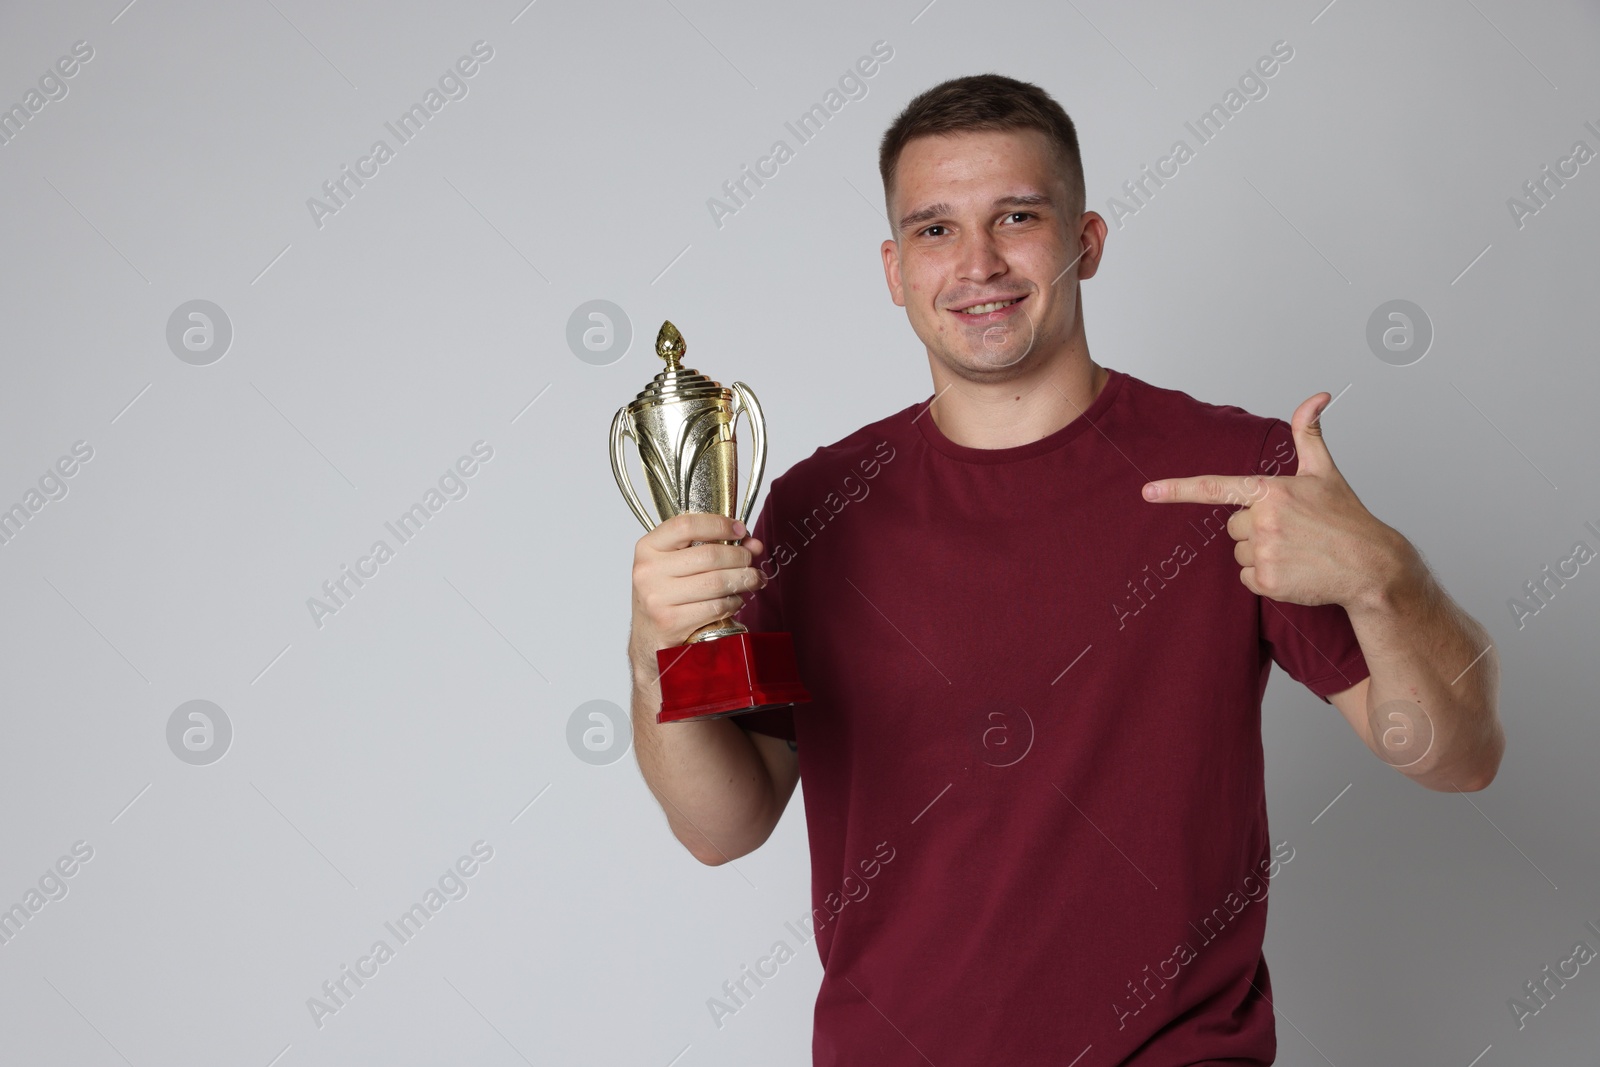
[629,512,767,678]
[627,512,793,864]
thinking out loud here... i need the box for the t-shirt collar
[912,366,1126,464]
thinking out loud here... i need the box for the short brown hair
[878,73,1085,229]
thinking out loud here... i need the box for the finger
[1226,508,1253,542]
[656,541,756,578]
[1238,566,1262,596]
[642,511,747,551]
[1234,538,1254,568]
[1142,473,1267,506]
[1289,393,1339,479]
[654,595,748,650]
[683,593,747,634]
[656,566,766,608]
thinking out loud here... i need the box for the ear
[1073,210,1108,282]
[882,238,905,307]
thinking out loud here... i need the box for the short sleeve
[730,484,797,741]
[1255,419,1372,704]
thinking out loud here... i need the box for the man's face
[881,128,1104,383]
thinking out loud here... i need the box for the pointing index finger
[1142,473,1268,506]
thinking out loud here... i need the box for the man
[627,74,1503,1065]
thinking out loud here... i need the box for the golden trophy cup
[610,321,812,723]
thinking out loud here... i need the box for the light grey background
[1,0,1596,1064]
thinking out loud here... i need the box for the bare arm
[629,512,799,865]
[1327,536,1504,792]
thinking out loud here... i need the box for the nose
[955,227,1007,283]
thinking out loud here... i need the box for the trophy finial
[656,320,685,369]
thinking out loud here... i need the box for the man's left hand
[1139,393,1411,611]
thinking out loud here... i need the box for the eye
[919,224,947,237]
[1004,211,1036,224]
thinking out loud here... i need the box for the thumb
[1290,392,1339,479]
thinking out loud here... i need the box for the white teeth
[958,298,1019,314]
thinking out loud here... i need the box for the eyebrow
[897,193,1054,233]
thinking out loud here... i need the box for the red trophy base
[655,631,811,724]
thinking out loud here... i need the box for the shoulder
[1114,370,1287,474]
[766,402,915,505]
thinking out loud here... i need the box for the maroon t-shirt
[732,366,1370,1066]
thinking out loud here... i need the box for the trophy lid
[626,321,733,408]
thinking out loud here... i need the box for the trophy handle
[728,382,767,531]
[610,405,658,533]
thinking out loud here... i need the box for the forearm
[1347,531,1504,791]
[629,649,779,865]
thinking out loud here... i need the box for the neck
[926,306,1105,450]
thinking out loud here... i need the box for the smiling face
[881,127,1105,384]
